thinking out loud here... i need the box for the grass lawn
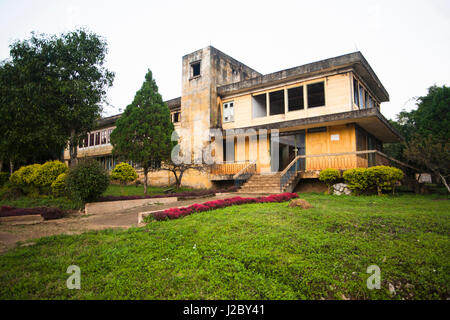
[0,193,449,299]
[103,184,195,197]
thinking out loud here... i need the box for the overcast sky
[1,0,449,120]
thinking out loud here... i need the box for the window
[288,86,304,111]
[95,132,100,145]
[358,84,364,109]
[223,102,234,123]
[353,78,359,106]
[191,61,201,78]
[307,126,327,133]
[222,136,235,162]
[252,93,267,118]
[269,90,285,115]
[101,130,107,144]
[173,112,180,123]
[89,133,95,146]
[364,91,369,109]
[307,82,325,108]
[107,129,113,143]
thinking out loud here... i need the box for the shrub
[367,166,404,195]
[0,205,65,220]
[0,172,9,187]
[343,166,405,196]
[111,162,138,185]
[319,169,341,194]
[33,161,68,190]
[51,173,68,197]
[343,168,372,195]
[9,164,42,186]
[66,159,110,203]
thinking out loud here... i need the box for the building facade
[64,46,402,191]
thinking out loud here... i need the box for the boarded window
[307,82,325,108]
[288,86,304,111]
[269,90,285,115]
[252,93,267,118]
[223,102,234,123]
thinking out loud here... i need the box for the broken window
[288,86,304,111]
[307,82,325,108]
[252,93,267,118]
[223,101,234,123]
[269,90,285,115]
[191,61,201,78]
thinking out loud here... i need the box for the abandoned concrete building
[64,46,403,192]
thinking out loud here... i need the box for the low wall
[85,197,178,215]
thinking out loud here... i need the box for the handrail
[233,161,256,180]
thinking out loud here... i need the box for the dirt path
[0,193,266,254]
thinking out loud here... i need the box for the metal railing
[233,161,257,188]
[280,156,304,191]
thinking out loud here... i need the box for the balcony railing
[210,161,252,176]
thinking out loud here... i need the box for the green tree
[0,29,114,168]
[111,162,138,185]
[110,70,174,194]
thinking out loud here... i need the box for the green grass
[0,194,449,299]
[103,184,195,197]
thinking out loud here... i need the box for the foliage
[0,205,64,220]
[384,85,450,164]
[0,172,9,187]
[110,69,174,194]
[343,167,404,195]
[51,173,68,198]
[342,168,372,195]
[33,161,68,189]
[0,194,448,299]
[0,195,81,211]
[404,135,450,193]
[66,159,109,202]
[319,169,341,194]
[367,166,404,195]
[0,29,114,167]
[110,163,138,185]
[9,164,42,186]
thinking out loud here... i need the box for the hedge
[149,192,299,221]
[0,205,65,220]
[319,169,341,194]
[343,166,404,195]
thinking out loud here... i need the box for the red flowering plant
[149,192,298,221]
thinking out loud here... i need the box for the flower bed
[150,192,299,221]
[0,205,65,220]
[97,186,238,202]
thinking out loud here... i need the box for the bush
[343,168,373,195]
[33,161,68,190]
[319,169,341,194]
[343,166,405,195]
[0,172,9,187]
[111,162,138,185]
[0,205,65,220]
[51,173,68,197]
[66,159,109,203]
[367,166,404,195]
[9,164,42,186]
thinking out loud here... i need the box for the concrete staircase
[238,173,282,194]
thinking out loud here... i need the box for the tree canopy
[0,29,114,170]
[110,69,174,194]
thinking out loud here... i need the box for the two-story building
[64,46,403,192]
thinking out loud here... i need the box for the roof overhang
[225,108,403,143]
[217,52,389,103]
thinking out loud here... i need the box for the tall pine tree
[110,70,174,194]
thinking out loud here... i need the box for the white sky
[1,0,449,120]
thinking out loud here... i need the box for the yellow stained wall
[222,73,352,130]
